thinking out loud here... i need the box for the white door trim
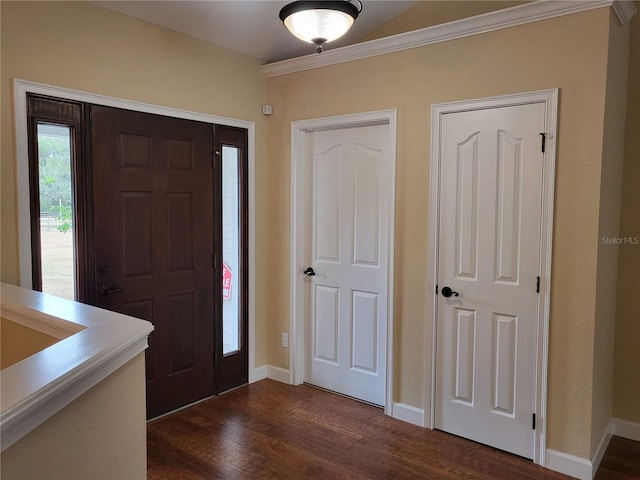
[12,78,258,385]
[426,89,558,465]
[290,110,397,415]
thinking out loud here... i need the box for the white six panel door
[304,124,389,406]
[435,103,545,458]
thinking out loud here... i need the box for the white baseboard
[611,417,640,441]
[251,365,291,384]
[545,417,621,480]
[545,449,592,480]
[250,365,267,383]
[591,420,613,478]
[391,402,425,427]
[266,365,291,384]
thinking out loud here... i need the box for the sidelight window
[214,124,248,392]
[36,123,75,300]
[27,95,84,301]
[222,145,241,355]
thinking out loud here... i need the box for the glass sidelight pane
[222,145,241,355]
[37,123,75,300]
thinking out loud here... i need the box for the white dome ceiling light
[279,1,363,53]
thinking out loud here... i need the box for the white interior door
[435,103,545,458]
[304,124,390,406]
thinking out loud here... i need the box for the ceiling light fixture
[279,1,363,54]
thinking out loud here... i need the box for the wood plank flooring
[594,436,640,479]
[147,379,638,479]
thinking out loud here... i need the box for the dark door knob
[100,286,124,296]
[441,286,459,298]
[303,267,316,276]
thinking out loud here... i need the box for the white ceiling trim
[612,0,638,23]
[263,0,636,77]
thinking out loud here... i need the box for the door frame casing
[289,110,397,415]
[12,78,259,384]
[425,89,558,465]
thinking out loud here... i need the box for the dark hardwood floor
[595,436,640,479]
[147,379,639,479]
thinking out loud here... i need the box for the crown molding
[263,0,635,77]
[612,0,638,23]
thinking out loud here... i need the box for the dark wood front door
[91,106,216,418]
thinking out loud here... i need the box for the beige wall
[1,0,637,465]
[0,318,60,369]
[614,4,640,423]
[358,1,529,42]
[1,353,147,480]
[0,0,269,366]
[267,9,613,458]
[591,11,632,456]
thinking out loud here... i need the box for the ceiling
[93,1,418,63]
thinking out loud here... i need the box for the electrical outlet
[281,332,289,348]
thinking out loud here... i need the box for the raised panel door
[435,103,545,458]
[92,106,215,418]
[305,124,390,406]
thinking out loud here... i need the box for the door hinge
[536,276,540,293]
[435,284,438,295]
[539,133,546,153]
[212,254,216,269]
[532,413,536,430]
[212,150,220,168]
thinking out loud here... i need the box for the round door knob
[441,286,459,298]
[303,267,316,276]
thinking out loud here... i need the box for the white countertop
[0,283,153,451]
